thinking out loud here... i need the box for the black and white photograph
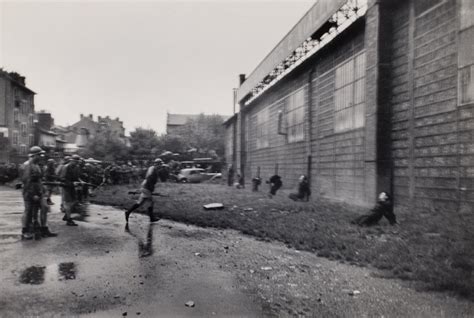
[0,0,473,316]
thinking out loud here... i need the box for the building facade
[229,0,473,213]
[0,70,36,163]
[35,112,60,153]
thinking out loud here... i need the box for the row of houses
[225,0,473,213]
[0,69,129,163]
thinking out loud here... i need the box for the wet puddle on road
[58,262,77,281]
[19,262,78,285]
[19,266,46,284]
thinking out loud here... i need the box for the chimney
[98,116,102,121]
[239,74,246,86]
[106,115,110,119]
[89,114,93,120]
[80,113,84,119]
[116,117,119,121]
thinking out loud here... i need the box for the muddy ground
[1,186,473,317]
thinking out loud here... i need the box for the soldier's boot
[32,222,42,240]
[66,218,78,226]
[41,227,58,237]
[125,204,140,223]
[21,227,33,240]
[148,207,160,223]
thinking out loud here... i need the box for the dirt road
[0,186,472,317]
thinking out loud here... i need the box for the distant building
[166,113,230,136]
[51,114,129,152]
[166,113,202,136]
[0,69,36,163]
[34,112,66,155]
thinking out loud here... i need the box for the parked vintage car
[176,168,222,183]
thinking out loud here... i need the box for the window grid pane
[286,88,305,143]
[334,52,366,132]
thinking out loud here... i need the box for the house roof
[38,128,58,136]
[0,70,36,94]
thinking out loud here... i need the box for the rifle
[15,181,64,190]
[75,181,99,188]
[15,181,99,190]
[127,190,169,197]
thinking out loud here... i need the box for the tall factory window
[255,108,269,149]
[459,0,474,105]
[334,52,366,132]
[29,134,34,146]
[460,66,474,105]
[285,88,305,143]
[12,131,19,145]
[460,0,474,29]
[415,0,442,16]
[29,114,34,126]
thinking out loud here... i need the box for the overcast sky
[1,0,314,134]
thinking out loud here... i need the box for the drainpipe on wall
[307,67,316,190]
[238,74,246,186]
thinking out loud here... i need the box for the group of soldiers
[20,147,104,239]
[19,146,172,240]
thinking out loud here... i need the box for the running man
[125,158,163,223]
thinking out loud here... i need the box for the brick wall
[243,24,367,203]
[311,30,366,204]
[389,0,473,212]
[235,0,472,211]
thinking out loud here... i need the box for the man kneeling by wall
[351,192,397,226]
[289,175,311,202]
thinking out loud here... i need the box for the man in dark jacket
[268,175,282,196]
[352,192,397,226]
[289,175,311,201]
[60,155,81,226]
[43,159,57,205]
[21,146,58,239]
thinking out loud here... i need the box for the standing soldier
[60,154,81,226]
[56,156,70,212]
[124,158,163,223]
[43,158,57,205]
[21,146,46,240]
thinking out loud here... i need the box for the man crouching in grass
[125,158,162,223]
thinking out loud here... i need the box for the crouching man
[289,175,311,201]
[351,192,397,226]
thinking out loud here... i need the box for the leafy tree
[80,131,129,161]
[156,134,187,154]
[129,127,160,158]
[179,114,225,157]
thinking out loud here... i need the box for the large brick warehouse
[225,0,474,212]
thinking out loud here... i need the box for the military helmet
[71,154,81,161]
[28,146,45,156]
[154,158,164,165]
